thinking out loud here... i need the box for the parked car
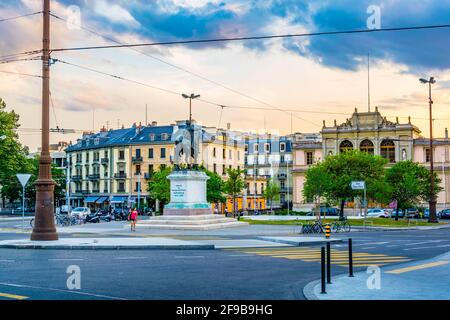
[366,208,389,218]
[70,207,91,219]
[406,208,420,219]
[307,207,340,216]
[438,209,450,219]
[390,209,404,218]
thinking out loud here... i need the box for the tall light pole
[31,0,58,240]
[182,93,200,125]
[420,77,438,223]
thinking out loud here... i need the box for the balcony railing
[88,174,100,180]
[114,173,127,179]
[81,190,90,194]
[92,189,100,193]
[101,158,109,165]
[144,173,152,180]
[132,156,143,163]
[277,173,287,179]
[71,175,82,181]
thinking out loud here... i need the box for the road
[0,220,449,300]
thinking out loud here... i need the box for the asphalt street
[0,221,449,300]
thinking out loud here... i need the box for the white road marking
[48,258,84,261]
[114,257,147,260]
[175,256,205,259]
[354,242,388,246]
[227,254,251,257]
[360,247,376,250]
[404,244,450,251]
[404,240,442,246]
[0,282,127,300]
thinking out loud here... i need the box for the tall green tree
[147,165,172,208]
[314,150,388,220]
[204,170,226,204]
[0,98,30,205]
[264,179,280,214]
[224,167,245,218]
[303,163,332,220]
[386,161,442,220]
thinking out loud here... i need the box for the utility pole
[420,77,438,223]
[31,0,58,240]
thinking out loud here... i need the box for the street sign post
[16,174,32,230]
[351,181,367,221]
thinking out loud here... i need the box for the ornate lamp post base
[30,179,58,241]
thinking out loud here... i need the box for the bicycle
[331,217,351,233]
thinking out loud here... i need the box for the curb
[302,279,321,300]
[0,244,215,250]
[256,237,344,246]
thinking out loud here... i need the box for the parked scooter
[84,211,101,223]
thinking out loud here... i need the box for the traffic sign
[351,181,365,190]
[16,174,32,187]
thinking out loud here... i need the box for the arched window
[339,140,354,153]
[360,139,374,154]
[381,140,396,163]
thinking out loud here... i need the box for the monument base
[137,214,248,230]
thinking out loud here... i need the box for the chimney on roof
[151,121,157,127]
[446,128,449,140]
[121,124,125,129]
[100,125,106,132]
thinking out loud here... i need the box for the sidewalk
[303,251,450,300]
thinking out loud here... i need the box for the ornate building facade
[293,108,450,211]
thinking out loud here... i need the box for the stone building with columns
[293,108,450,211]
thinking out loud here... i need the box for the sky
[1,0,450,151]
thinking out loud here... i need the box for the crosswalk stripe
[228,247,409,267]
[0,292,29,300]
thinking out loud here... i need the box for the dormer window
[162,133,168,140]
[150,134,155,141]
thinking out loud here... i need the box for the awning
[110,196,128,204]
[84,196,99,203]
[95,196,108,204]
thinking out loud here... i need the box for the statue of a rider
[172,122,201,170]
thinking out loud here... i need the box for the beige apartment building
[66,121,245,210]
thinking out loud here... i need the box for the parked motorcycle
[84,211,101,223]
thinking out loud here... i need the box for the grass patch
[241,217,448,227]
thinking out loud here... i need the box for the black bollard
[326,242,331,284]
[320,246,326,294]
[348,238,354,277]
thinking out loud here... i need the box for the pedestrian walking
[129,208,138,232]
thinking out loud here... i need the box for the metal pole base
[31,178,58,241]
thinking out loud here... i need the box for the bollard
[320,246,326,294]
[326,242,331,284]
[348,238,354,277]
[325,224,331,239]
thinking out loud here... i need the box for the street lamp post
[182,93,200,125]
[420,77,438,223]
[31,0,58,240]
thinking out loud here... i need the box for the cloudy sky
[1,0,450,151]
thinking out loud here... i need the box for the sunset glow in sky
[1,0,450,151]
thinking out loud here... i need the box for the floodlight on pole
[420,76,438,223]
[182,93,201,124]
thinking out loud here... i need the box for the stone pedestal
[163,170,212,216]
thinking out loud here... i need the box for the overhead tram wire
[0,70,42,78]
[50,13,318,121]
[50,23,450,53]
[0,11,42,23]
[49,20,450,127]
[0,49,42,61]
[53,58,321,127]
